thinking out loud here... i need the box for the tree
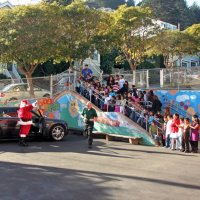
[108,5,158,70]
[141,0,191,30]
[87,0,135,9]
[51,0,111,71]
[149,30,198,67]
[42,0,73,6]
[189,3,200,28]
[126,0,135,7]
[0,4,61,97]
[185,23,200,50]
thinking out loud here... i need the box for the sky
[1,0,200,6]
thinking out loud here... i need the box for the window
[191,61,197,67]
[181,61,188,67]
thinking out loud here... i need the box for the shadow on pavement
[0,161,200,200]
[104,146,198,157]
[0,134,136,159]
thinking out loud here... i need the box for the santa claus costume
[18,99,37,146]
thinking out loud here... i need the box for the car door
[0,117,19,138]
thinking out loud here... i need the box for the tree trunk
[26,73,35,98]
[18,63,37,98]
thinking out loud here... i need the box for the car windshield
[1,84,14,92]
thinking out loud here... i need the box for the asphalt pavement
[0,134,200,200]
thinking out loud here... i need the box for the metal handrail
[80,84,164,133]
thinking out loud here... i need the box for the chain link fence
[162,67,200,90]
[0,76,51,105]
[103,66,200,90]
[0,66,199,105]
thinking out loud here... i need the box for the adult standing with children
[190,115,199,153]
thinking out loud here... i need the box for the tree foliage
[0,4,61,96]
[185,23,200,51]
[189,3,200,25]
[87,0,135,9]
[149,30,198,67]
[141,0,191,30]
[42,0,73,6]
[107,5,158,70]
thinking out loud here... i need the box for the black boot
[18,138,23,146]
[20,138,28,147]
[23,138,28,147]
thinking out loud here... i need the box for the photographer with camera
[82,102,98,148]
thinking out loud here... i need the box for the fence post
[69,67,71,90]
[50,74,53,98]
[184,68,187,84]
[160,69,164,88]
[73,65,77,91]
[145,115,148,131]
[146,70,149,89]
[139,71,143,87]
[89,89,92,102]
[132,70,136,85]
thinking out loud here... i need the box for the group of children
[76,74,199,153]
[149,114,199,153]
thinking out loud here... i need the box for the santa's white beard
[20,103,27,108]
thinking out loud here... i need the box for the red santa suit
[18,100,35,145]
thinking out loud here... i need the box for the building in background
[0,0,13,9]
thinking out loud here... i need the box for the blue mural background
[155,90,200,117]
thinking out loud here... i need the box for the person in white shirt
[165,115,173,148]
[176,117,184,150]
[118,75,125,89]
[103,93,110,111]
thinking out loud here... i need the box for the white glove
[32,101,38,108]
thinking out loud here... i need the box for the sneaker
[184,150,190,153]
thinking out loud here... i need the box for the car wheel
[9,97,18,101]
[43,94,50,98]
[50,124,66,141]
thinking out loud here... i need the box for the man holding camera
[82,102,97,148]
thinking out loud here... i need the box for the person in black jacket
[82,102,98,148]
[117,82,128,95]
[151,95,162,114]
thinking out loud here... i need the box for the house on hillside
[0,0,13,9]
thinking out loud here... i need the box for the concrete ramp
[51,90,154,146]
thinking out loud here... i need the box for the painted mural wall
[45,92,154,146]
[155,90,200,116]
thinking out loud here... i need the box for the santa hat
[20,99,29,108]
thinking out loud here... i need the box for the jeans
[165,134,171,148]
